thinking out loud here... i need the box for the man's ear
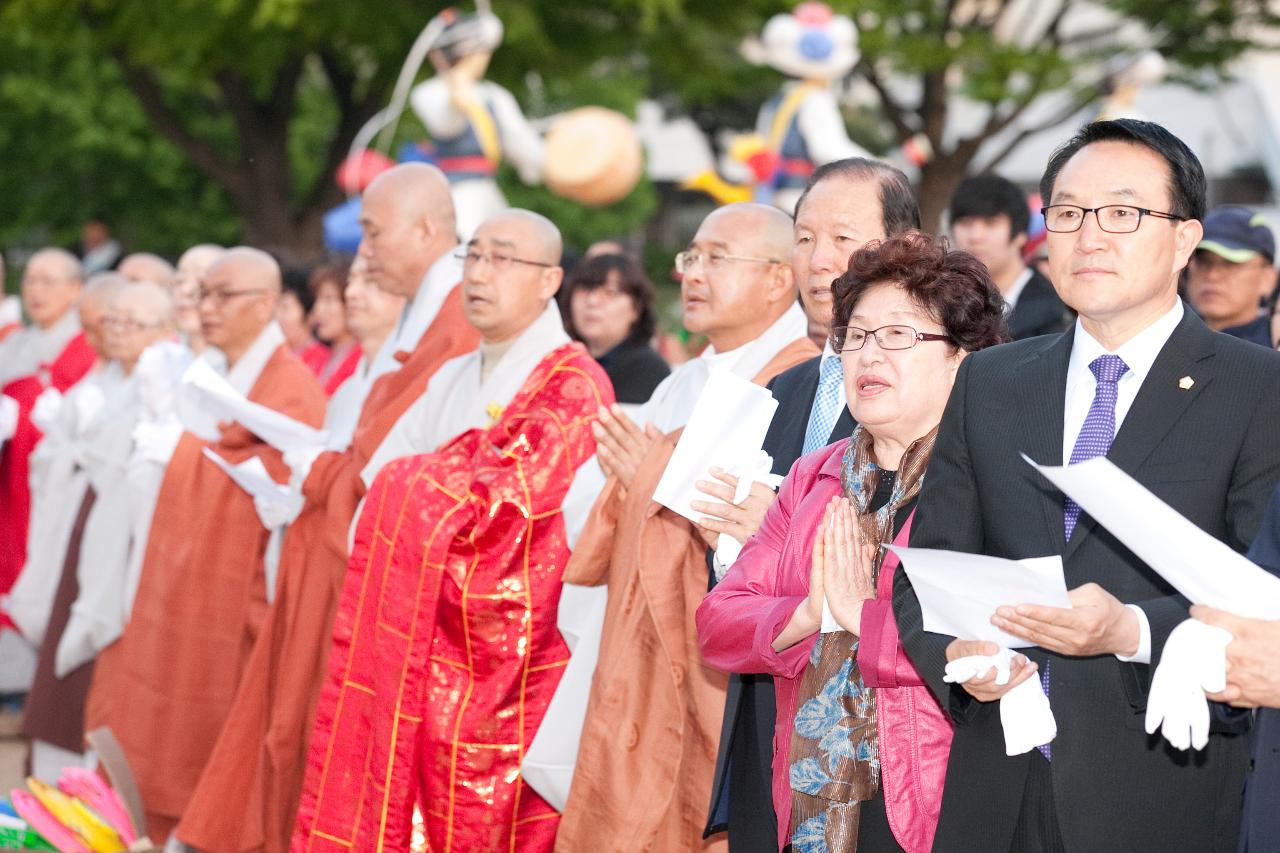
[768,263,797,306]
[539,266,564,302]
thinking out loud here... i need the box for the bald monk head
[104,281,175,373]
[80,272,129,356]
[460,209,563,344]
[358,163,458,299]
[118,252,176,284]
[679,202,797,352]
[174,244,226,351]
[198,247,281,366]
[22,247,83,330]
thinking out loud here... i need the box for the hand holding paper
[1025,454,1280,749]
[201,448,302,531]
[183,359,329,455]
[653,371,778,522]
[694,453,784,570]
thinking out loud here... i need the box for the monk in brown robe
[177,165,479,853]
[556,204,818,851]
[85,248,326,843]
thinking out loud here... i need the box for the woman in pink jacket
[697,232,1008,852]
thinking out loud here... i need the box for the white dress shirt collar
[1003,267,1035,312]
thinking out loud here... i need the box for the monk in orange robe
[294,210,612,853]
[555,204,818,852]
[0,248,93,612]
[177,165,480,853]
[85,247,326,843]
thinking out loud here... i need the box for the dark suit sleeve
[893,355,986,722]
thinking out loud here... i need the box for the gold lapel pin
[1178,376,1195,390]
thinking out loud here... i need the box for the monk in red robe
[294,210,613,853]
[0,249,93,610]
[177,165,480,853]
[555,204,818,852]
[85,248,326,843]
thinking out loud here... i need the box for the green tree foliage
[1,0,1276,265]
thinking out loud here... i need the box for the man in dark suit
[894,118,1280,852]
[950,173,1073,340]
[1191,483,1280,852]
[693,157,920,850]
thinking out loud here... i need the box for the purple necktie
[1039,354,1129,760]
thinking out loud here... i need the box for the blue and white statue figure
[738,2,873,212]
[409,8,544,240]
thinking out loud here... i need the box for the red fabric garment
[298,341,330,377]
[293,344,612,853]
[176,287,477,853]
[695,439,953,853]
[84,345,325,841]
[0,331,95,605]
[320,343,362,396]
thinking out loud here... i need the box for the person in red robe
[177,165,479,853]
[0,249,93,632]
[84,247,326,843]
[293,210,613,853]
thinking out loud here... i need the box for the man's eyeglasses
[456,249,554,271]
[196,288,266,305]
[102,316,164,332]
[674,250,781,274]
[1041,204,1186,234]
[830,324,953,354]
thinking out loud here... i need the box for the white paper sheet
[887,545,1071,648]
[201,447,292,504]
[183,359,329,453]
[1025,454,1280,620]
[652,371,778,523]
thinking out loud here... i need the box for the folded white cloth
[132,418,184,466]
[712,450,783,574]
[1145,618,1233,751]
[0,394,17,443]
[283,444,326,494]
[945,647,1058,756]
[253,489,305,530]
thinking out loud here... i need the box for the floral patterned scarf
[787,424,937,852]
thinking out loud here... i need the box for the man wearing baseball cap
[1187,205,1278,346]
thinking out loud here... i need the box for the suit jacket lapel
[1019,331,1073,556]
[1064,308,1215,559]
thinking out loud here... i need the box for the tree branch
[298,50,377,216]
[859,60,916,141]
[979,88,1099,172]
[115,60,246,198]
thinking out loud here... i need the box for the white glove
[71,383,106,434]
[1145,618,1233,751]
[30,387,63,434]
[0,395,17,443]
[132,418,184,465]
[253,489,305,530]
[945,647,1058,756]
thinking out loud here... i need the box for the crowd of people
[2,117,1280,853]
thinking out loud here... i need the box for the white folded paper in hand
[0,395,17,443]
[712,449,784,569]
[201,448,302,530]
[1145,618,1233,751]
[283,444,326,494]
[30,387,63,434]
[183,359,329,455]
[887,545,1070,648]
[653,371,778,523]
[945,647,1058,755]
[1025,455,1280,620]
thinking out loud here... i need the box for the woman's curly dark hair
[831,230,1009,352]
